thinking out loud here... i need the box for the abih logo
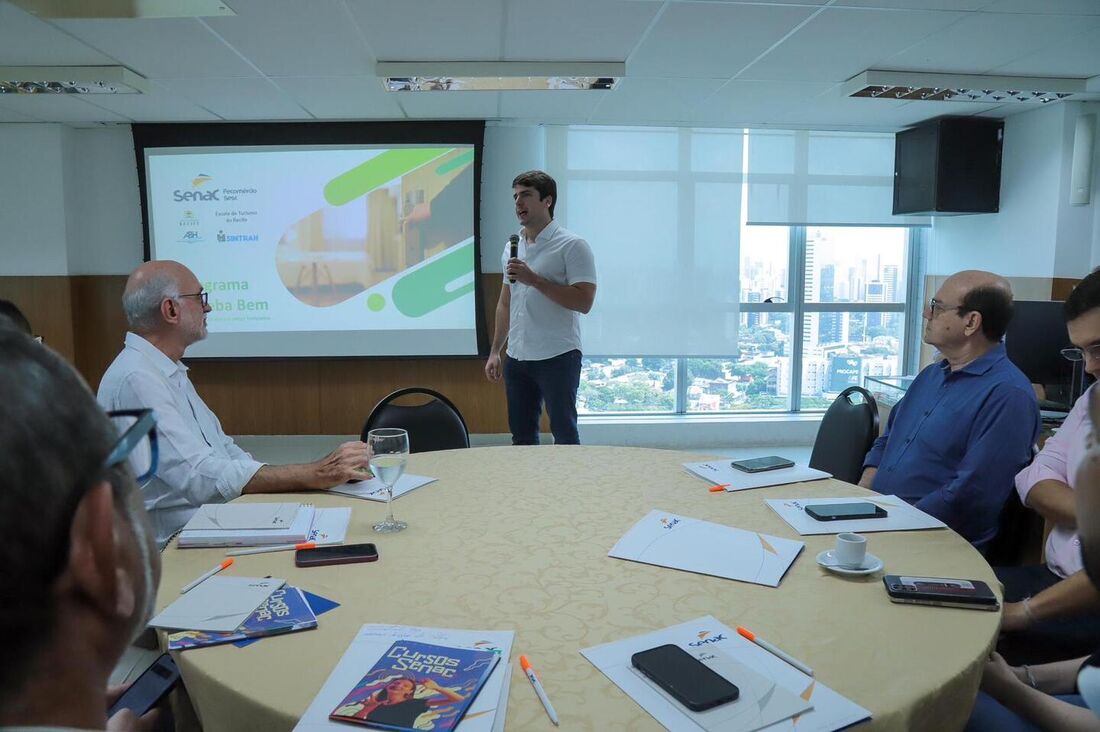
[178,210,199,228]
[174,173,220,202]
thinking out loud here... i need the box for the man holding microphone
[485,170,597,445]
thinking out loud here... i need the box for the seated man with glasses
[994,268,1100,666]
[858,270,1040,549]
[0,329,161,731]
[98,260,370,548]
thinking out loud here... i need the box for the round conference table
[156,446,1001,731]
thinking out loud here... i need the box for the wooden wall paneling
[1052,278,1080,301]
[0,276,76,362]
[70,275,128,389]
[188,359,324,436]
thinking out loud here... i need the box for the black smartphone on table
[883,575,1000,611]
[631,644,739,712]
[730,456,795,473]
[108,653,181,718]
[295,542,379,568]
[805,502,888,521]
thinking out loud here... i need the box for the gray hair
[123,270,179,333]
[0,330,131,706]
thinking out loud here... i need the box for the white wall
[479,122,544,273]
[63,126,144,274]
[0,124,70,274]
[929,102,1100,280]
[0,123,142,276]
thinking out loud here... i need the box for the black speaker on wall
[893,117,1004,215]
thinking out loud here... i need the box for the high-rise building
[867,280,885,328]
[883,264,899,302]
[746,291,761,328]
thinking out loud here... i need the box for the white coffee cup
[835,532,867,569]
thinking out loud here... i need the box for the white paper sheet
[628,649,811,732]
[305,507,352,544]
[328,473,437,502]
[182,502,302,532]
[684,461,831,491]
[149,576,285,632]
[294,624,514,732]
[178,505,316,548]
[765,495,948,535]
[609,510,804,588]
[581,616,870,732]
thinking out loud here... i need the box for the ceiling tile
[692,79,840,122]
[499,89,607,122]
[830,0,990,8]
[628,2,817,78]
[0,94,130,123]
[0,2,116,65]
[502,0,660,62]
[346,0,504,62]
[77,84,220,121]
[886,99,1006,127]
[980,0,1100,13]
[274,76,406,119]
[991,25,1100,77]
[696,82,911,129]
[0,105,42,122]
[203,0,373,77]
[589,77,727,124]
[740,7,966,82]
[155,77,312,119]
[395,90,500,119]
[883,11,1098,74]
[51,17,260,79]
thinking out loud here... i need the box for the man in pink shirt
[996,269,1100,665]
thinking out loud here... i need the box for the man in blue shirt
[858,270,1040,549]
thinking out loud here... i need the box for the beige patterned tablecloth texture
[155,446,1000,732]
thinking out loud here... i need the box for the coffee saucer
[816,549,884,576]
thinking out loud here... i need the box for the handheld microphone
[508,235,519,283]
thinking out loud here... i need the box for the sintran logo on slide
[173,173,219,202]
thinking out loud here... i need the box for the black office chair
[361,387,470,453]
[808,386,880,484]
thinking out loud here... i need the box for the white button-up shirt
[503,220,597,361]
[97,333,264,548]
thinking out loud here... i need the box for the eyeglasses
[927,297,964,315]
[176,291,209,307]
[105,409,159,484]
[1062,346,1100,363]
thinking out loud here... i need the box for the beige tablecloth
[155,446,1000,731]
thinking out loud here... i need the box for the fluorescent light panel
[0,66,149,94]
[377,61,624,92]
[8,0,235,18]
[846,70,1086,104]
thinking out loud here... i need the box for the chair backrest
[361,388,470,453]
[808,386,880,484]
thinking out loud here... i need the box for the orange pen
[180,558,233,594]
[709,484,730,493]
[225,541,317,557]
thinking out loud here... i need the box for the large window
[547,126,924,416]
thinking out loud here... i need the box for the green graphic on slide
[323,148,452,206]
[435,150,474,176]
[367,294,386,312]
[392,241,474,318]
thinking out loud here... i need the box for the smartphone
[805,502,888,521]
[107,653,181,718]
[631,644,739,712]
[730,456,795,473]
[883,575,1000,611]
[295,542,379,568]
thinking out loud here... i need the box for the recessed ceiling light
[377,62,624,92]
[0,66,149,94]
[845,70,1085,104]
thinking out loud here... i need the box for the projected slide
[144,145,477,357]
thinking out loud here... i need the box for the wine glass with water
[368,428,409,533]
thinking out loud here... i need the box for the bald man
[858,270,1040,549]
[98,261,369,547]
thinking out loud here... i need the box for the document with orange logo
[608,510,804,587]
[581,616,870,732]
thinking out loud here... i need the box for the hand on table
[311,441,371,488]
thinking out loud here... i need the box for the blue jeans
[966,691,1088,731]
[504,350,581,445]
